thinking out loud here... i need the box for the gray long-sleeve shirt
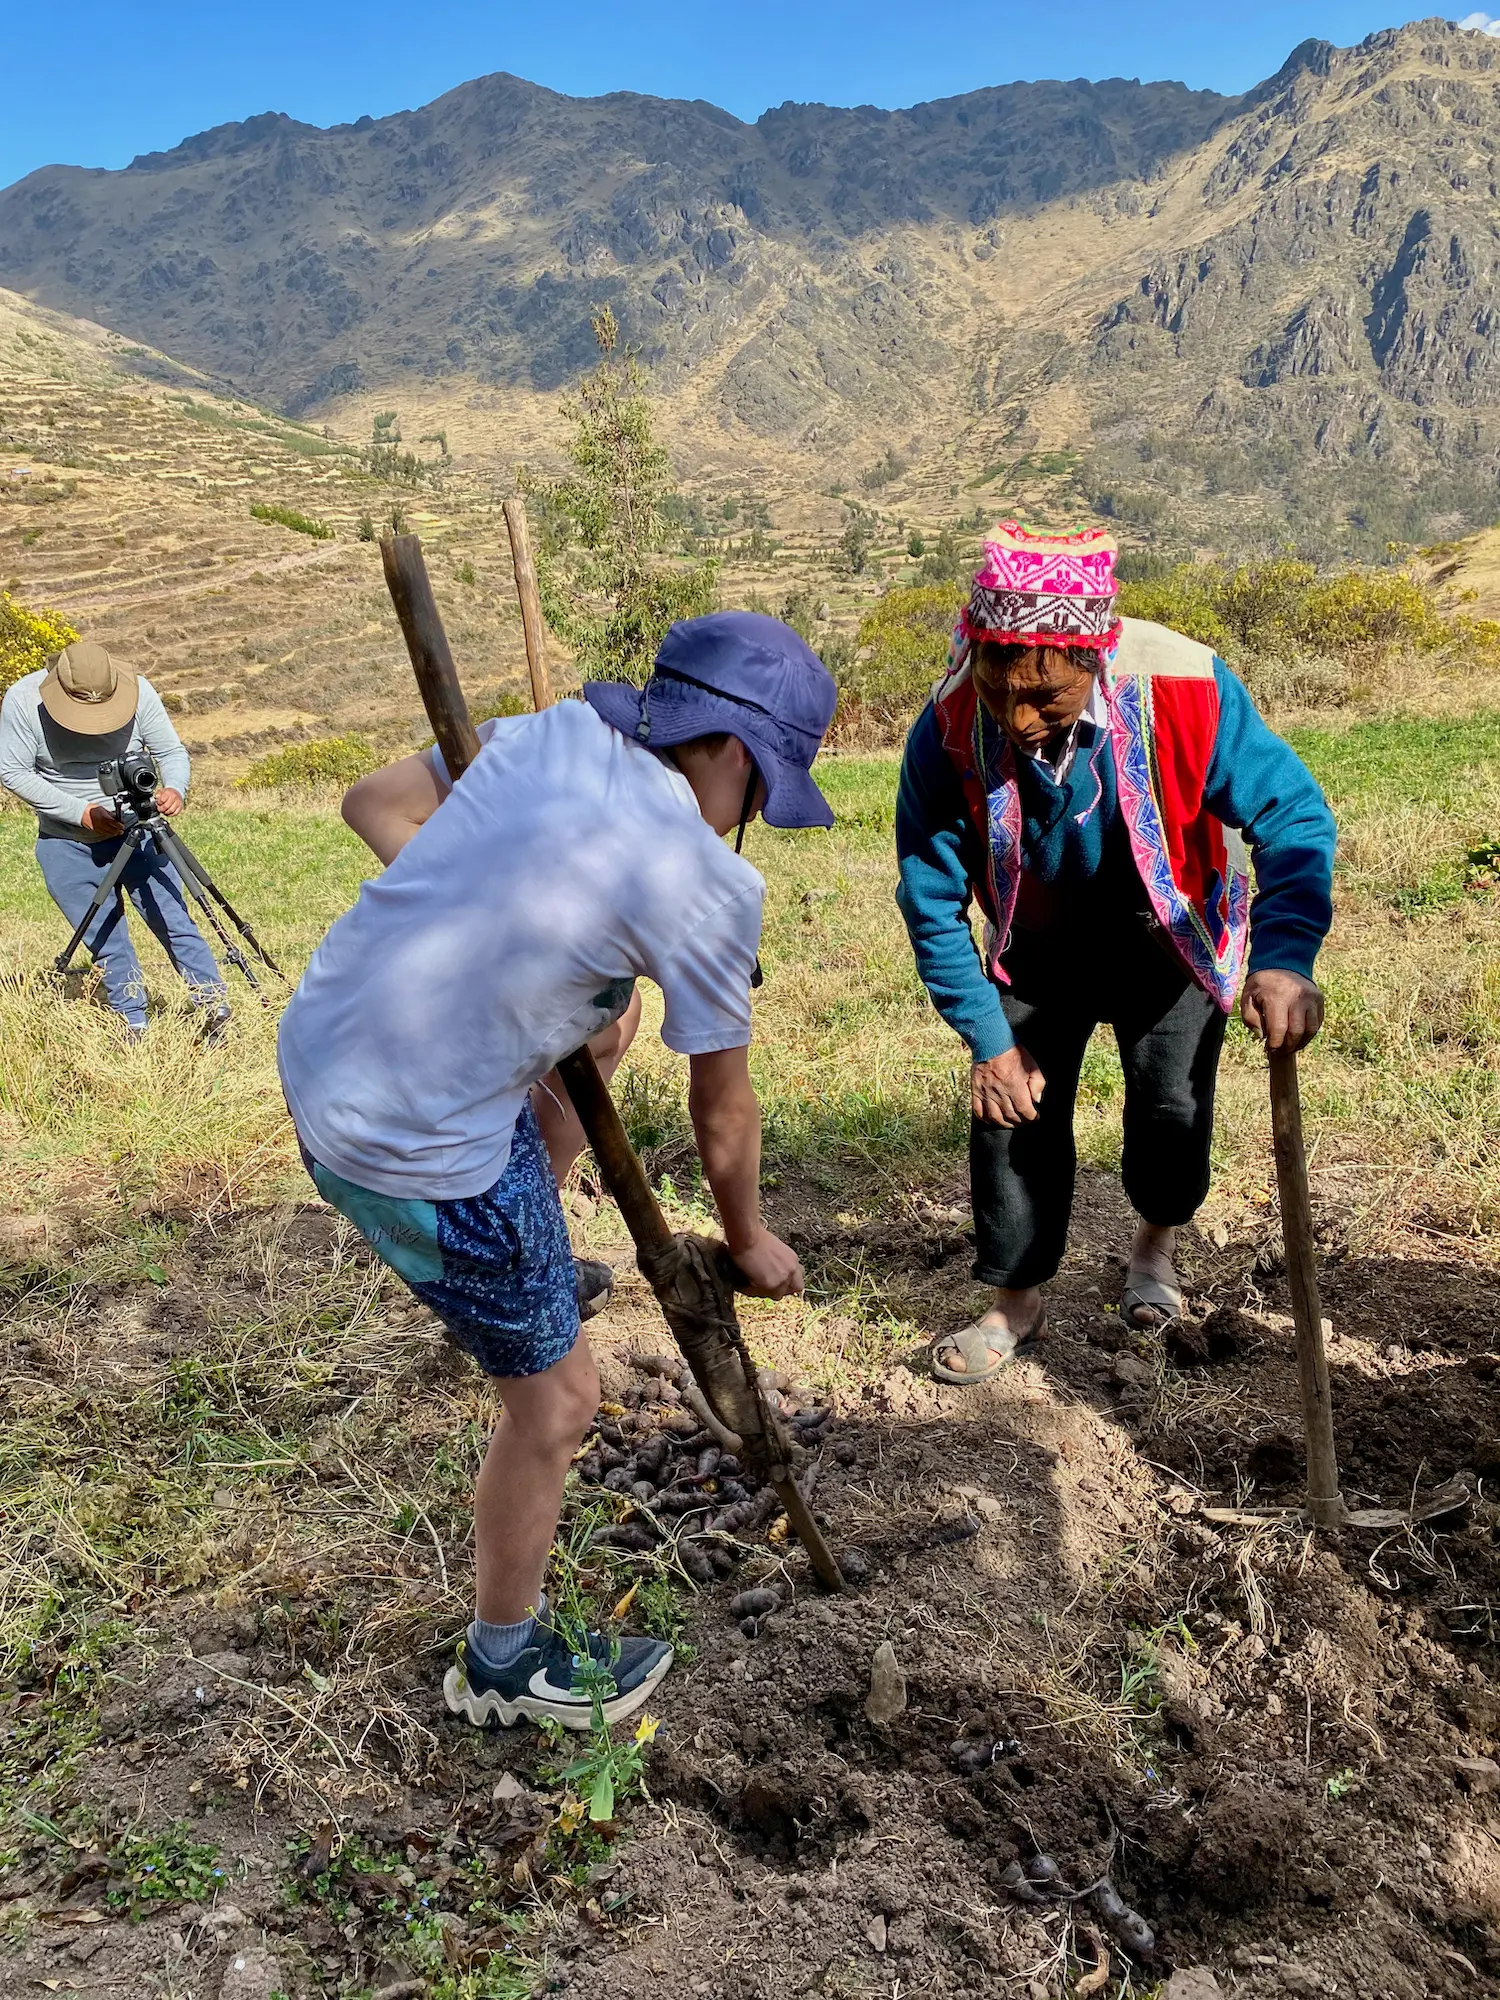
[0,669,192,841]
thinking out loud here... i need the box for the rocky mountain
[4,18,1500,555]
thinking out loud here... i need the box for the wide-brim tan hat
[39,640,139,735]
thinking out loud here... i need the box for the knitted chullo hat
[963,520,1121,652]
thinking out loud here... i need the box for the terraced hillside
[0,289,944,768]
[11,21,1500,555]
[0,290,544,768]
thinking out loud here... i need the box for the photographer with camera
[0,639,230,1039]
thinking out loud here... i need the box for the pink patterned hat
[964,520,1121,652]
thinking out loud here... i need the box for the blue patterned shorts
[298,1099,580,1379]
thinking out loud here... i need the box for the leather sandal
[929,1308,1047,1385]
[1121,1271,1183,1328]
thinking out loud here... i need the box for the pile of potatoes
[577,1351,837,1585]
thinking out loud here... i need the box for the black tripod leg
[53,830,143,977]
[147,828,263,997]
[156,825,285,979]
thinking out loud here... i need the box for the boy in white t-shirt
[278,612,837,1730]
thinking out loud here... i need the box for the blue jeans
[37,833,228,1028]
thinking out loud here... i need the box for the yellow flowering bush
[0,591,79,697]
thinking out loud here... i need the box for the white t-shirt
[278,701,763,1199]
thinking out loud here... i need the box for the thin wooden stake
[502,497,553,713]
[1268,1046,1346,1529]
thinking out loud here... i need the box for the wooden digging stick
[383,519,844,1588]
[1202,1049,1465,1533]
[1267,1046,1347,1530]
[381,534,481,781]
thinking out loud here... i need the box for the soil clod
[865,1640,907,1726]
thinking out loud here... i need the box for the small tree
[918,523,966,583]
[838,505,876,577]
[0,591,79,697]
[524,307,717,684]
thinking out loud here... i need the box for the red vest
[932,617,1250,1011]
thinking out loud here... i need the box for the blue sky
[0,4,1455,191]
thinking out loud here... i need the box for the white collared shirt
[1024,676,1108,785]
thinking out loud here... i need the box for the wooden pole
[1268,1047,1346,1530]
[381,534,480,782]
[502,496,554,714]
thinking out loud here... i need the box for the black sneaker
[443,1624,672,1732]
[198,999,233,1047]
[574,1257,615,1321]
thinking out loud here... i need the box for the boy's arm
[342,721,502,863]
[687,1045,803,1298]
[341,753,447,864]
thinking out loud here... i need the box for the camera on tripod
[98,749,161,820]
[56,749,284,996]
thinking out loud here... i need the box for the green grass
[1287,711,1500,813]
[170,397,354,460]
[4,713,1500,1224]
[250,501,335,540]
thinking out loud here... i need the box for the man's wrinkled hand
[972,1045,1046,1127]
[728,1227,804,1300]
[81,802,124,836]
[1241,969,1324,1053]
[155,787,184,817]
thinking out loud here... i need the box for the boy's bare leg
[531,987,643,1188]
[474,1337,600,1625]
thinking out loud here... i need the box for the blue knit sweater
[895,661,1336,1060]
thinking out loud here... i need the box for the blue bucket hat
[581,611,838,829]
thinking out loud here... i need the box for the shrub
[235,734,381,790]
[831,581,965,742]
[476,691,530,722]
[1116,557,1494,695]
[356,513,376,542]
[838,507,876,577]
[1295,570,1449,658]
[1116,570,1232,652]
[456,559,477,586]
[917,524,970,584]
[0,590,79,696]
[779,588,825,644]
[859,447,908,491]
[249,502,334,540]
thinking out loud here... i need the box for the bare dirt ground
[4,1161,1499,2000]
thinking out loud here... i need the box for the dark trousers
[971,918,1227,1289]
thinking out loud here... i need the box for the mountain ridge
[4,18,1500,556]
